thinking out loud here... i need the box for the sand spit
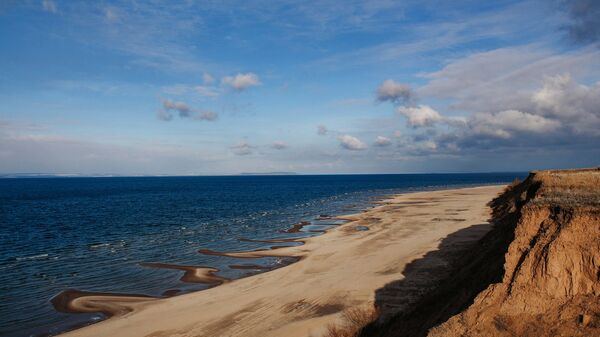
[58,185,503,337]
[140,263,229,285]
[51,289,154,318]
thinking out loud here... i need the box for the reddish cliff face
[429,169,600,337]
[360,168,600,337]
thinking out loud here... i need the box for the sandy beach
[58,185,504,337]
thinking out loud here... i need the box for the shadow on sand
[360,219,515,337]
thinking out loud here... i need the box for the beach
[56,185,504,337]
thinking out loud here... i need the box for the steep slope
[363,168,600,337]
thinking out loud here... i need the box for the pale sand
[59,185,504,337]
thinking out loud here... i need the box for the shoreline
[56,184,505,337]
[47,182,504,334]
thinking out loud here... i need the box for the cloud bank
[394,74,600,156]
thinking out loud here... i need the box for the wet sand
[58,185,504,337]
[139,263,229,285]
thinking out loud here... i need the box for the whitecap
[15,253,49,261]
[88,243,111,249]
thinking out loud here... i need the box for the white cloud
[317,125,328,136]
[42,0,57,13]
[222,73,261,92]
[393,74,600,156]
[533,74,600,120]
[380,71,600,158]
[230,142,254,155]
[397,105,443,128]
[337,135,367,151]
[271,140,288,150]
[374,136,392,147]
[469,110,561,138]
[376,79,414,104]
[419,46,600,113]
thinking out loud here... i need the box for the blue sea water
[0,173,525,337]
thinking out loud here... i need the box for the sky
[0,0,599,175]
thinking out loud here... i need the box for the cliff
[362,168,600,337]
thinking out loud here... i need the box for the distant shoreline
[0,171,526,179]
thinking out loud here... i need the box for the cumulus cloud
[376,79,414,105]
[230,142,254,155]
[532,74,600,135]
[374,136,392,147]
[337,135,367,151]
[533,74,600,118]
[42,0,57,13]
[222,73,261,92]
[317,125,328,136]
[158,99,218,122]
[563,0,600,44]
[397,105,443,127]
[271,140,288,150]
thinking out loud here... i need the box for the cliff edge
[363,168,600,337]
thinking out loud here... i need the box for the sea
[0,173,525,337]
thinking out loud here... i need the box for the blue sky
[1,0,599,175]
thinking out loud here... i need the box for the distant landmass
[1,172,300,178]
[0,173,137,178]
[238,172,298,176]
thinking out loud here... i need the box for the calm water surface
[0,173,525,336]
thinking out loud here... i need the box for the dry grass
[531,168,600,206]
[507,178,522,190]
[324,307,378,337]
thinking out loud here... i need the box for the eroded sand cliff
[364,168,600,337]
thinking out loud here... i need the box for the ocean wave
[15,253,49,261]
[88,243,111,249]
